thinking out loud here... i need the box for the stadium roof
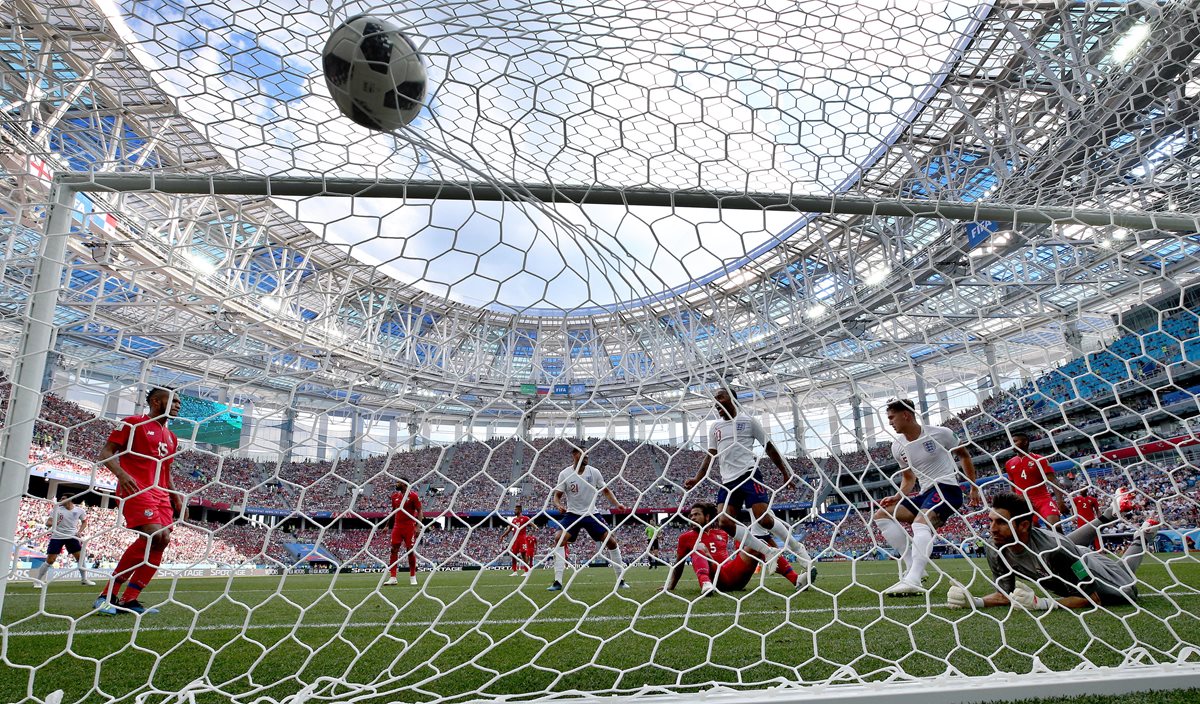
[2,0,1199,416]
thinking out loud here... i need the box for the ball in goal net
[1,1,1200,703]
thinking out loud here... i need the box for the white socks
[78,559,87,581]
[606,547,623,579]
[35,561,50,582]
[905,522,935,585]
[553,547,567,583]
[732,524,773,554]
[875,517,911,573]
[767,519,811,565]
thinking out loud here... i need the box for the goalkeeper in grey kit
[948,492,1160,610]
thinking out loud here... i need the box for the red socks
[776,556,799,586]
[690,554,713,586]
[121,546,164,602]
[101,537,148,598]
[100,537,167,603]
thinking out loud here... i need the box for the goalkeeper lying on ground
[947,491,1160,611]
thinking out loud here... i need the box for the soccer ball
[322,14,427,132]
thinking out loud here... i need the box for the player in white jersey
[547,446,629,592]
[684,388,815,588]
[874,399,979,596]
[34,497,95,586]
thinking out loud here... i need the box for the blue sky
[99,0,986,313]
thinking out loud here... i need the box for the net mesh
[2,0,1200,702]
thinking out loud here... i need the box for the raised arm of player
[684,450,716,491]
[98,439,138,496]
[954,446,981,505]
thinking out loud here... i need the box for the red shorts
[1023,490,1060,522]
[122,493,174,530]
[714,555,757,592]
[391,523,416,545]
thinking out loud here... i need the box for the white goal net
[2,1,1200,703]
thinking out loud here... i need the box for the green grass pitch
[2,558,1198,703]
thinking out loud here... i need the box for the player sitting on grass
[662,502,814,597]
[947,491,1159,611]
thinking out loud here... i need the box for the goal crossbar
[59,174,1200,232]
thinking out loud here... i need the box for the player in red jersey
[501,504,533,575]
[662,502,814,596]
[385,480,422,586]
[94,387,182,616]
[1004,432,1068,528]
[524,531,538,570]
[1072,487,1103,550]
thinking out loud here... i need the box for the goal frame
[58,173,1200,232]
[2,175,1199,704]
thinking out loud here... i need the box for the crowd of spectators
[28,446,116,486]
[942,308,1200,449]
[419,439,517,513]
[5,305,1200,574]
[14,496,251,568]
[172,451,289,509]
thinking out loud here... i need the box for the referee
[645,520,662,569]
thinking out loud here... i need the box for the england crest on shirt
[924,440,937,453]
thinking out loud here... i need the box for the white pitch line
[1,566,921,599]
[5,593,1198,639]
[2,603,927,638]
